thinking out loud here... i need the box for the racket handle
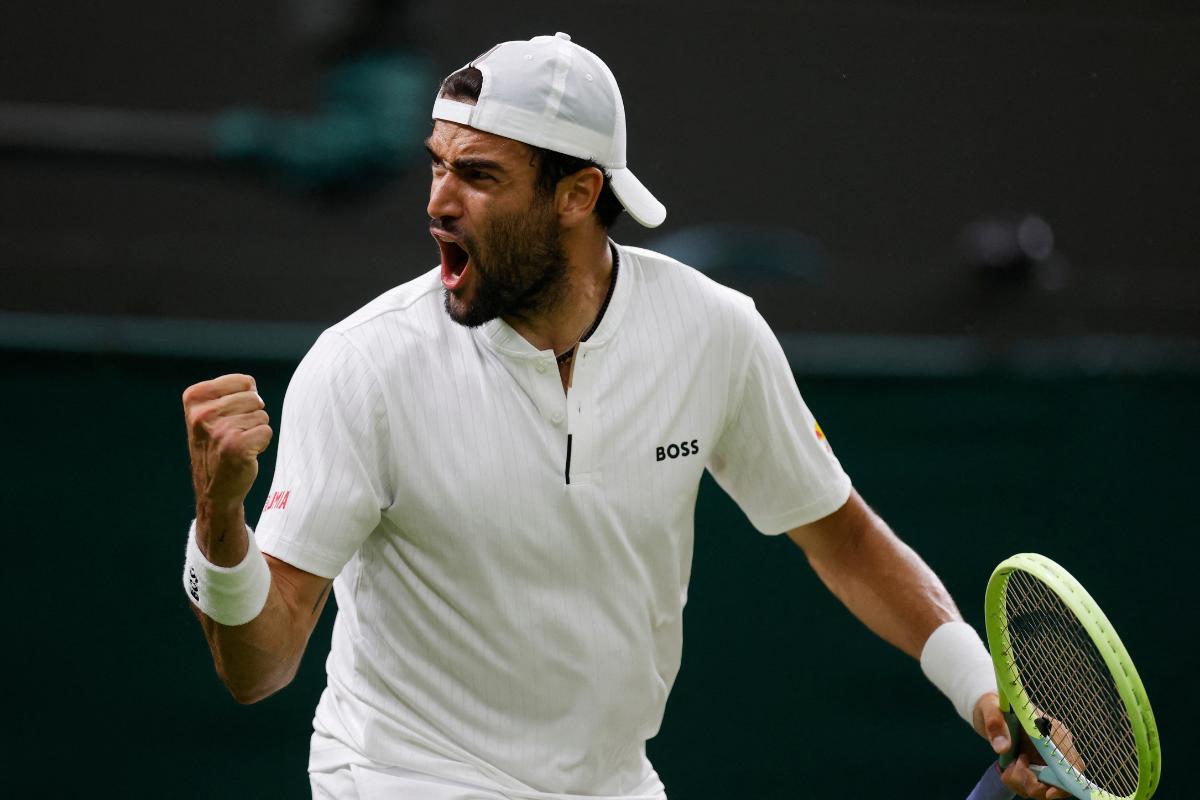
[997,712,1021,768]
[965,762,1015,800]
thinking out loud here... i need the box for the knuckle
[182,383,206,406]
[215,428,242,455]
[188,405,214,431]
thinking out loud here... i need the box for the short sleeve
[255,331,393,578]
[706,304,852,534]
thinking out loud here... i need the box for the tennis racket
[965,553,1161,800]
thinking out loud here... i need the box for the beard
[441,197,570,328]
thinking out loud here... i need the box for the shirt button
[550,411,564,425]
[535,361,548,373]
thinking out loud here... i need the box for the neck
[503,227,613,355]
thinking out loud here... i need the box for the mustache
[429,218,463,240]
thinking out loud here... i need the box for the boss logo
[656,439,700,461]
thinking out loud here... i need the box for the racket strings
[1002,571,1140,797]
[1005,579,1137,792]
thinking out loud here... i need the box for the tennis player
[180,33,1060,800]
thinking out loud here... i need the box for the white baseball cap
[431,32,666,228]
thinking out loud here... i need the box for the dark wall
[2,1,1197,336]
[3,348,1190,796]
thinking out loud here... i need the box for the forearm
[190,509,329,703]
[792,497,959,659]
[791,493,996,730]
[193,573,317,703]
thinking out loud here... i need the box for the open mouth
[435,235,471,291]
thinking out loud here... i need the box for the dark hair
[438,67,624,230]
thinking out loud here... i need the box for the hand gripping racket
[966,553,1161,800]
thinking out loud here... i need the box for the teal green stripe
[0,312,320,361]
[1,311,1197,375]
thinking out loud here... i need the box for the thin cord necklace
[555,249,619,367]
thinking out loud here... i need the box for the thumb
[986,711,1013,755]
[974,692,1011,754]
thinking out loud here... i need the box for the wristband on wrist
[182,519,271,626]
[919,620,997,724]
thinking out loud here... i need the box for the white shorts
[311,762,515,800]
[308,726,667,800]
[311,728,508,800]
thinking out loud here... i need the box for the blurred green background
[3,347,1190,796]
[2,0,1195,795]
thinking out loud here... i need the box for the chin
[443,288,493,328]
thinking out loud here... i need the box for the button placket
[526,355,565,426]
[564,345,599,483]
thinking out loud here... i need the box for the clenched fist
[183,374,273,563]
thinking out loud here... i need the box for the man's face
[426,120,569,328]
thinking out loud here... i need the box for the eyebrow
[424,141,508,174]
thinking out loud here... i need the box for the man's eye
[468,170,493,181]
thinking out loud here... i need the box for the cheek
[471,190,552,257]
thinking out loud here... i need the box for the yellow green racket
[969,553,1161,800]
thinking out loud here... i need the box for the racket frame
[985,553,1160,800]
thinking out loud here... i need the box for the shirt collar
[478,239,633,360]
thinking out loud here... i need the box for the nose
[427,171,463,222]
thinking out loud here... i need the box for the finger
[187,392,265,435]
[220,410,270,431]
[236,424,274,456]
[216,420,272,449]
[1013,754,1043,799]
[183,373,257,405]
[1020,762,1058,800]
[208,390,266,417]
[1001,754,1042,799]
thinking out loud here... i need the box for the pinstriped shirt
[255,243,852,797]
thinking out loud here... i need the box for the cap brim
[609,168,666,228]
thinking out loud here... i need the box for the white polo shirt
[255,243,852,798]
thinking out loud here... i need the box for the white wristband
[183,520,271,626]
[920,620,997,724]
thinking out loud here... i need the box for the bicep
[265,554,333,636]
[785,489,869,561]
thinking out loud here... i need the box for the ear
[555,167,605,227]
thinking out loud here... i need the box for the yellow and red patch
[814,421,833,453]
